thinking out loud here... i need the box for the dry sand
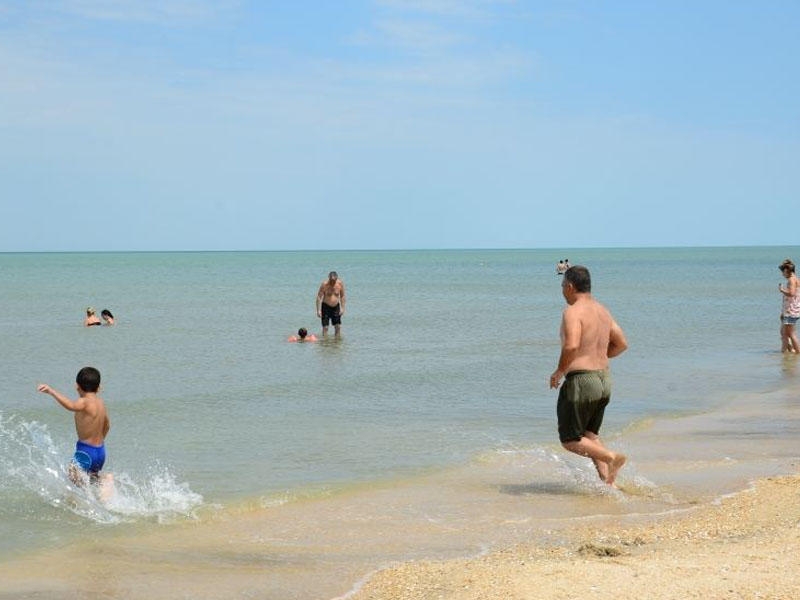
[350,474,800,600]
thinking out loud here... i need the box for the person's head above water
[780,259,795,274]
[328,271,338,283]
[101,309,114,319]
[297,327,308,339]
[86,307,96,316]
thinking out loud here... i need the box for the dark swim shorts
[321,303,341,327]
[556,369,612,443]
[73,440,106,474]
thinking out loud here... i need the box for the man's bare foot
[605,453,626,486]
[592,459,609,483]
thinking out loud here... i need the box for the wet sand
[350,473,800,600]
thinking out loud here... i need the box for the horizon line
[1,243,798,255]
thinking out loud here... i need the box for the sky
[1,0,798,251]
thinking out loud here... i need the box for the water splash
[0,413,203,524]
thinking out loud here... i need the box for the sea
[1,247,799,599]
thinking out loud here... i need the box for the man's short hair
[564,265,591,293]
[328,271,338,279]
[76,366,101,393]
[298,328,308,338]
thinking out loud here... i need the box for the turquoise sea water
[1,247,799,598]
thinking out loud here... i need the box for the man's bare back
[558,297,624,373]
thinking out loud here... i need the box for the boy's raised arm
[37,384,86,412]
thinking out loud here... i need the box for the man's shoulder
[566,296,607,316]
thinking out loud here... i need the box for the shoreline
[348,471,800,600]
[2,384,799,598]
[0,454,797,599]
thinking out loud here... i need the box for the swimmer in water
[288,327,318,342]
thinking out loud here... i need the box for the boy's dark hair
[76,367,101,393]
[101,309,114,319]
[298,328,308,339]
[564,265,591,293]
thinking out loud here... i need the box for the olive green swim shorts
[557,369,612,443]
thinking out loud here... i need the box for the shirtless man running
[316,271,346,337]
[549,265,628,486]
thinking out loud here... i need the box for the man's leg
[562,433,626,485]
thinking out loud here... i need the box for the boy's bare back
[37,384,109,446]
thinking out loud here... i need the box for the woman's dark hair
[101,309,114,319]
[780,259,795,274]
[76,366,101,393]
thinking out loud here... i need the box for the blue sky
[1,1,798,251]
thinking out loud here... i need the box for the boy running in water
[38,367,113,495]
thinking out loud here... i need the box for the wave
[0,413,203,524]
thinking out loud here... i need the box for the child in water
[37,367,114,498]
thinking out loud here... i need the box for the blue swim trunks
[73,440,106,474]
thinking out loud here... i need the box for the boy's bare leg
[97,473,115,503]
[68,463,84,486]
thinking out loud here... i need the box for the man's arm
[316,283,324,315]
[102,415,110,438]
[550,310,581,388]
[37,384,86,412]
[607,319,628,358]
[339,281,346,315]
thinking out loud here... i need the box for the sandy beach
[351,473,800,600]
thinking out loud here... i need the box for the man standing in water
[316,271,346,337]
[549,265,628,486]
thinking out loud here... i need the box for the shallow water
[0,247,798,597]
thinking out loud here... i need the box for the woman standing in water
[778,259,800,353]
